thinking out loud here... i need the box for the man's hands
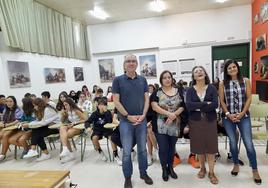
[127,114,146,126]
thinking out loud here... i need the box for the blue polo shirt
[112,73,148,119]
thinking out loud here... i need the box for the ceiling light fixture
[216,0,228,3]
[150,0,166,12]
[89,7,109,20]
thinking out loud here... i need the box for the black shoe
[168,165,178,179]
[231,171,239,176]
[254,178,262,185]
[215,153,221,162]
[140,174,153,185]
[162,166,169,181]
[238,159,244,166]
[227,153,244,166]
[124,177,132,188]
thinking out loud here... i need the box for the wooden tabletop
[48,123,65,129]
[104,123,119,129]
[73,123,85,130]
[0,170,70,188]
[2,125,18,131]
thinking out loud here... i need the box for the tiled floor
[0,138,267,188]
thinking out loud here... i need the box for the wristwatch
[225,112,230,116]
[124,113,128,119]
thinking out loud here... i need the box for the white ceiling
[35,0,251,25]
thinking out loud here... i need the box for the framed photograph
[44,68,66,83]
[254,13,259,24]
[98,58,115,83]
[260,55,268,80]
[260,2,268,23]
[7,61,31,88]
[74,67,84,81]
[162,60,178,78]
[139,55,157,78]
[254,62,259,73]
[256,34,266,51]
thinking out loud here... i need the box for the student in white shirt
[22,98,60,162]
[77,93,93,112]
[59,98,87,163]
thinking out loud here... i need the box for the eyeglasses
[125,60,137,63]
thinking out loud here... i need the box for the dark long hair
[3,96,18,123]
[191,66,210,85]
[64,98,82,112]
[159,70,174,86]
[56,91,68,111]
[22,97,34,117]
[223,59,243,86]
[61,97,83,122]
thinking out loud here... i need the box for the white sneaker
[154,148,159,160]
[0,154,6,161]
[114,156,122,166]
[60,149,70,158]
[147,155,153,166]
[36,153,51,162]
[131,150,136,161]
[23,149,39,159]
[61,153,75,164]
[99,151,108,162]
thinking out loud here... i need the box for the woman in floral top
[151,70,185,182]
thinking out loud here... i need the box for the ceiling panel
[35,0,251,25]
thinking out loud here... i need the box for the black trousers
[156,133,178,167]
[31,126,59,150]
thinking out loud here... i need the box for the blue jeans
[120,119,148,178]
[156,133,178,167]
[223,116,257,169]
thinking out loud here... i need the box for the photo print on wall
[44,68,66,83]
[139,54,157,78]
[74,67,84,81]
[98,58,115,83]
[7,61,31,88]
[256,34,266,51]
[260,2,268,23]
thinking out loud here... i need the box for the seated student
[84,97,115,161]
[0,95,6,114]
[0,96,23,161]
[56,91,68,111]
[93,88,104,103]
[22,98,60,162]
[59,98,87,163]
[8,98,35,159]
[30,94,37,101]
[77,92,93,113]
[69,90,78,104]
[41,91,56,108]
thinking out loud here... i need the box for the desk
[104,123,118,129]
[49,123,64,129]
[2,125,18,131]
[0,170,70,188]
[73,123,85,130]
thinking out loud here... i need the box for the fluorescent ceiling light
[216,0,228,3]
[89,7,109,20]
[150,0,166,12]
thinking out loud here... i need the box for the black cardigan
[185,84,218,121]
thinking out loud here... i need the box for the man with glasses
[112,54,153,188]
